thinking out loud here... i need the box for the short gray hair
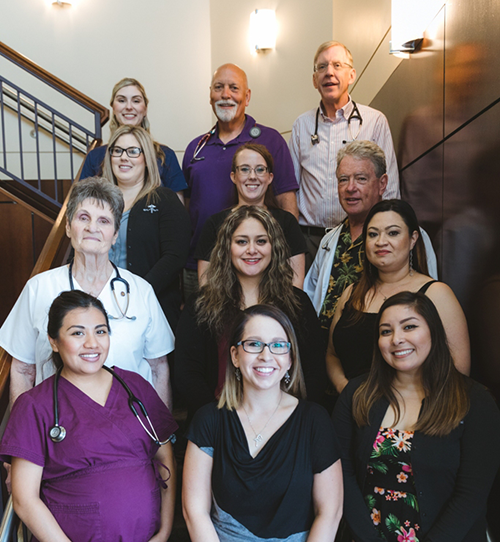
[336,140,387,179]
[314,41,353,69]
[67,177,124,233]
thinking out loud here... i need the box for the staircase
[0,41,109,539]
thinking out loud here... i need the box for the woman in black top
[176,206,326,419]
[184,304,342,542]
[102,125,190,329]
[195,143,306,288]
[332,291,500,542]
[326,200,469,395]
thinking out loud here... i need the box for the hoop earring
[409,249,414,276]
[235,367,241,382]
[283,370,291,386]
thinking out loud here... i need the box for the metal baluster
[69,123,74,183]
[0,81,6,170]
[34,102,41,190]
[16,90,24,181]
[51,112,58,197]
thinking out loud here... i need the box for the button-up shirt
[289,98,400,228]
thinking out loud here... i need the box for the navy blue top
[80,144,188,192]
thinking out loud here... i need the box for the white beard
[214,100,237,122]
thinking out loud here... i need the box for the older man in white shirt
[289,41,400,267]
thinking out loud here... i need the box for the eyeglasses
[235,165,269,177]
[109,146,143,158]
[314,61,353,73]
[236,340,291,355]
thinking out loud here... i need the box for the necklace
[242,392,283,448]
[377,274,413,301]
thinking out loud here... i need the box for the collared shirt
[182,115,299,269]
[289,98,400,228]
[318,218,364,333]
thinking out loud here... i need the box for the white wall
[0,0,403,176]
[210,0,334,139]
[0,0,213,172]
[332,0,402,105]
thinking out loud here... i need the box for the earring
[283,370,291,385]
[235,367,241,382]
[409,249,414,276]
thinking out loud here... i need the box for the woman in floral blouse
[333,291,500,542]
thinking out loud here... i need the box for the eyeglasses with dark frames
[109,146,143,158]
[236,340,291,355]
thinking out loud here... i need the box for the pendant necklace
[242,392,283,448]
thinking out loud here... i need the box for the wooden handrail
[0,41,109,126]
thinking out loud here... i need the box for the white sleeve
[288,119,302,185]
[420,227,439,280]
[142,284,175,360]
[0,279,38,364]
[374,114,400,200]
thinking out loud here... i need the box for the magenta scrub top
[0,367,178,542]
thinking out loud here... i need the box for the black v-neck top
[187,401,340,540]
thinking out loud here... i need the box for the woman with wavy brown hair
[175,205,325,419]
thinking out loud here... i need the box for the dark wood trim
[0,41,109,125]
[0,349,10,402]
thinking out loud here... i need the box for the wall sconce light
[52,0,74,6]
[390,0,444,56]
[250,9,277,52]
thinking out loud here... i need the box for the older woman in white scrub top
[0,177,174,408]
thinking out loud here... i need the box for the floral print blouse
[364,427,421,542]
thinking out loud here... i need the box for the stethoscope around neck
[68,261,136,321]
[190,119,262,163]
[49,366,175,446]
[311,101,363,145]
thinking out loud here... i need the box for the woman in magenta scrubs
[0,291,177,542]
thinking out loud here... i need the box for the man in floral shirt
[304,140,437,341]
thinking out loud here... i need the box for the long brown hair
[349,199,429,315]
[196,206,299,336]
[352,291,469,436]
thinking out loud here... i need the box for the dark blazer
[126,187,190,330]
[175,288,327,419]
[332,375,500,542]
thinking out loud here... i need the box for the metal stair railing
[0,40,109,212]
[0,77,97,207]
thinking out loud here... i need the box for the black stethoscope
[49,366,175,446]
[68,261,136,321]
[311,101,363,145]
[190,120,262,163]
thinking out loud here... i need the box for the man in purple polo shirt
[182,63,299,297]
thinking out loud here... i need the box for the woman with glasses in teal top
[102,125,190,330]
